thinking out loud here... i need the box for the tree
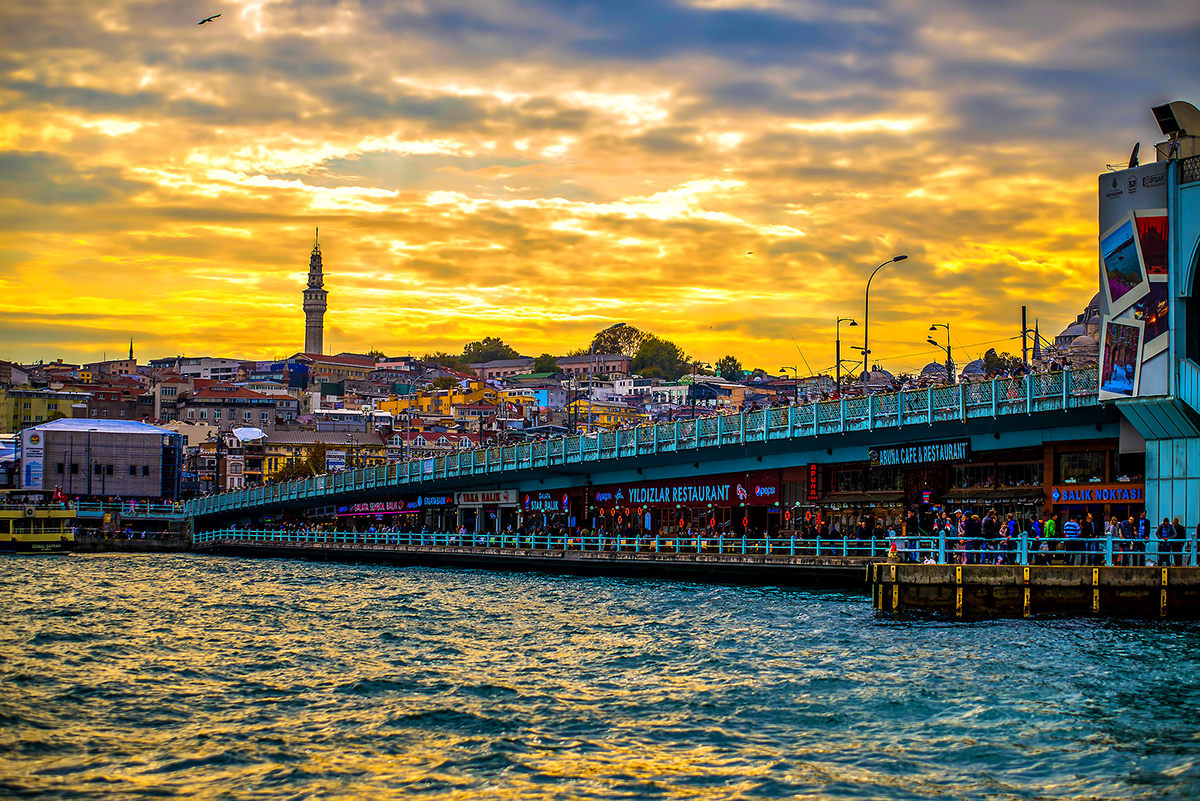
[422,351,463,370]
[431,376,459,391]
[982,348,1023,375]
[588,324,648,357]
[461,337,520,364]
[716,355,742,381]
[631,335,689,381]
[366,348,386,360]
[533,353,559,373]
[271,443,328,481]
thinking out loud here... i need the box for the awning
[231,426,266,441]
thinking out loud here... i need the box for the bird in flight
[198,13,221,25]
[746,251,753,255]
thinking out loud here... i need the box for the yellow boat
[0,506,75,554]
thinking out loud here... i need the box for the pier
[871,563,1200,619]
[193,529,872,586]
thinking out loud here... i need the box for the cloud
[0,0,1192,374]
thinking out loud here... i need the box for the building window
[70,463,79,474]
[129,465,137,476]
[1056,451,1105,484]
[94,464,102,476]
[953,465,994,489]
[244,411,251,420]
[105,464,114,476]
[213,409,221,420]
[199,411,207,420]
[998,463,1042,488]
[868,468,904,492]
[142,465,151,476]
[48,403,58,411]
[56,463,64,474]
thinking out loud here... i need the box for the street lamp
[927,323,955,384]
[835,317,858,395]
[589,322,626,433]
[780,366,799,404]
[690,360,710,419]
[863,254,908,376]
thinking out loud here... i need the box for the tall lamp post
[780,366,799,404]
[690,360,710,419]
[862,254,908,376]
[928,323,955,384]
[835,317,858,395]
[588,322,626,433]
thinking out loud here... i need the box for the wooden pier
[871,563,1200,619]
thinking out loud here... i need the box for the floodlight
[1151,101,1200,137]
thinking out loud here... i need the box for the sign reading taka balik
[870,441,969,467]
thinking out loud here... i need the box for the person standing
[1081,512,1097,565]
[1118,515,1136,567]
[1135,510,1151,567]
[1157,518,1174,567]
[1062,515,1082,566]
[1104,515,1120,566]
[1044,513,1057,556]
[1171,517,1187,567]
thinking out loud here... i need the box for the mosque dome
[920,362,949,381]
[960,359,986,380]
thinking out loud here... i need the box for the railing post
[959,383,967,421]
[1019,533,1027,565]
[741,535,746,555]
[839,397,846,432]
[717,415,724,444]
[844,536,849,557]
[1026,375,1033,414]
[1063,370,1071,408]
[991,378,998,417]
[867,394,874,430]
[927,387,934,425]
[1106,532,1113,566]
[740,411,746,444]
[788,404,796,438]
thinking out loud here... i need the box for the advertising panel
[523,491,570,513]
[337,494,454,516]
[456,489,518,506]
[21,429,44,490]
[591,472,779,509]
[1097,163,1169,399]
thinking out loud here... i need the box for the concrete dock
[871,563,1200,619]
[197,538,871,587]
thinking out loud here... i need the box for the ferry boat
[0,506,75,554]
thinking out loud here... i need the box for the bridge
[188,369,1107,526]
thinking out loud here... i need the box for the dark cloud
[0,151,150,205]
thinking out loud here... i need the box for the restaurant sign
[338,495,454,516]
[524,491,570,513]
[592,473,779,509]
[1051,485,1144,503]
[870,440,969,467]
[456,489,518,506]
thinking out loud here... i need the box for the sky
[1,0,1197,376]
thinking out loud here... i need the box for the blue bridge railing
[192,525,1195,567]
[76,502,188,520]
[188,369,1101,518]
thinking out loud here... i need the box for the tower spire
[302,231,328,354]
[129,338,134,361]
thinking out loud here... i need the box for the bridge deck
[190,369,1101,518]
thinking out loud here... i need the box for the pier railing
[75,502,188,520]
[189,522,1195,568]
[188,369,1101,518]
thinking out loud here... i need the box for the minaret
[302,228,328,354]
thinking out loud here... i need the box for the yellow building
[262,432,388,479]
[566,399,646,430]
[377,385,497,417]
[0,387,86,433]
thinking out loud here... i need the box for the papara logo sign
[28,434,40,445]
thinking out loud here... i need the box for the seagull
[746,251,753,255]
[198,13,221,25]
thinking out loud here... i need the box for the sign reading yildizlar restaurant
[592,472,779,509]
[869,441,969,468]
[456,489,517,506]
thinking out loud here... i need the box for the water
[3,554,1200,800]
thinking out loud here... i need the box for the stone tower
[302,229,327,354]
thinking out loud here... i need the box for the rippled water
[3,554,1200,799]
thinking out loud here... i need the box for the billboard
[1097,163,1169,399]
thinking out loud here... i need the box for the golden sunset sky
[1,0,1197,374]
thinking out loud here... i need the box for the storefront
[336,493,455,530]
[589,471,782,536]
[456,489,519,534]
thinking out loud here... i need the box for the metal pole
[863,255,907,375]
[1021,305,1029,368]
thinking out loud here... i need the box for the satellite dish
[1128,141,1140,168]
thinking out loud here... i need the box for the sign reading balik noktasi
[592,473,779,509]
